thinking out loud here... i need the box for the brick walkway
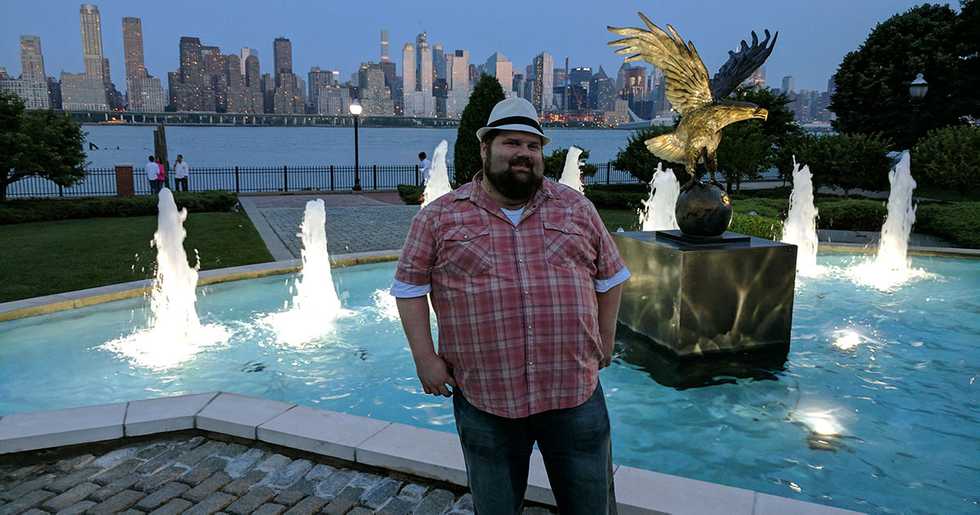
[239,193,419,259]
[0,434,556,515]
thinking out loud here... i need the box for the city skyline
[0,0,955,95]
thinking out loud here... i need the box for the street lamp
[349,100,363,191]
[909,73,928,144]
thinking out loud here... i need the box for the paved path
[239,193,419,260]
[0,434,556,515]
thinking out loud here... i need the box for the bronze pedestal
[614,230,797,357]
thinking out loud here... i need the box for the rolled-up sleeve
[584,202,628,281]
[394,208,438,287]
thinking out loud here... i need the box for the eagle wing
[609,12,713,115]
[709,29,778,100]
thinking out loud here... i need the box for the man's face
[481,131,545,202]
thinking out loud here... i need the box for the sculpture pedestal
[613,230,797,357]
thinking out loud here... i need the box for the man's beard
[483,152,543,202]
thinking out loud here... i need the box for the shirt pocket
[436,226,493,276]
[543,221,595,269]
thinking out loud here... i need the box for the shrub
[815,199,887,231]
[0,191,239,225]
[729,213,784,240]
[912,125,980,190]
[397,184,423,205]
[915,201,980,248]
[611,126,687,183]
[584,189,647,210]
[790,133,892,193]
[453,75,506,186]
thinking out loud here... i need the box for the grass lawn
[598,208,641,233]
[0,211,273,303]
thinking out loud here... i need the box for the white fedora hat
[475,97,550,145]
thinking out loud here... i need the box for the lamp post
[349,100,363,191]
[909,73,928,143]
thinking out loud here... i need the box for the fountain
[639,163,680,231]
[781,157,821,276]
[102,188,229,368]
[263,199,347,344]
[420,140,452,208]
[847,151,930,291]
[558,146,585,193]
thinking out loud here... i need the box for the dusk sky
[1,0,956,93]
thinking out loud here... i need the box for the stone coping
[0,250,400,323]
[818,242,980,258]
[0,392,863,515]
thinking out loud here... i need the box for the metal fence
[4,162,644,199]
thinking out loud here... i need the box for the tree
[912,125,980,190]
[791,133,892,194]
[830,4,975,149]
[0,91,87,201]
[453,74,506,186]
[717,87,802,191]
[543,147,597,180]
[612,125,686,184]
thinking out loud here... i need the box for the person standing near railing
[418,152,432,185]
[145,155,162,194]
[174,154,190,192]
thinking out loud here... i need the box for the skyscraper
[358,62,394,116]
[416,33,432,96]
[484,52,513,93]
[380,30,390,62]
[273,37,293,85]
[532,52,554,113]
[171,36,209,111]
[445,49,470,118]
[402,43,416,93]
[433,43,446,82]
[80,4,104,81]
[240,48,257,75]
[19,36,45,82]
[244,54,262,113]
[122,17,165,112]
[781,75,796,94]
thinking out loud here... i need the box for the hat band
[487,116,543,133]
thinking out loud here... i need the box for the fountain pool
[1,257,978,513]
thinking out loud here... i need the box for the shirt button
[527,361,534,366]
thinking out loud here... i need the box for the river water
[81,125,636,168]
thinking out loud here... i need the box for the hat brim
[476,125,550,146]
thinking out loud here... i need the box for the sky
[0,0,957,94]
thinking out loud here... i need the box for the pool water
[1,256,977,514]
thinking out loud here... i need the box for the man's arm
[596,282,624,368]
[396,296,456,396]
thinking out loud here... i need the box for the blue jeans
[453,383,616,515]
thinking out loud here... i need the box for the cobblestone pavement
[0,434,556,514]
[244,194,419,258]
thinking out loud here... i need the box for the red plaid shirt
[395,174,627,418]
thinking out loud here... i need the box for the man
[145,155,161,194]
[418,151,432,185]
[392,97,630,514]
[174,154,190,192]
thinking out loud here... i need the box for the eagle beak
[754,108,769,121]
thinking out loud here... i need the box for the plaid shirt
[395,173,627,418]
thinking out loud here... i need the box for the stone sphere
[675,181,733,237]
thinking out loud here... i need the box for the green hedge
[730,213,784,240]
[814,199,887,231]
[0,191,239,225]
[915,202,980,249]
[397,184,423,205]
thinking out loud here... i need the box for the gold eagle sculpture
[609,13,777,184]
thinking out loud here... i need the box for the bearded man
[391,97,630,514]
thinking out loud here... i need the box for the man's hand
[415,353,456,397]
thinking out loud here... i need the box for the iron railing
[4,162,649,199]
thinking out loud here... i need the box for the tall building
[273,37,292,86]
[532,52,553,113]
[60,72,107,110]
[80,4,105,81]
[416,33,433,96]
[589,66,616,111]
[402,43,416,93]
[243,54,262,113]
[19,36,45,82]
[308,67,336,113]
[240,48,257,75]
[781,75,795,95]
[380,30,390,62]
[445,49,471,118]
[484,52,513,93]
[122,17,164,112]
[223,54,245,113]
[433,43,446,82]
[358,62,394,116]
[170,36,209,111]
